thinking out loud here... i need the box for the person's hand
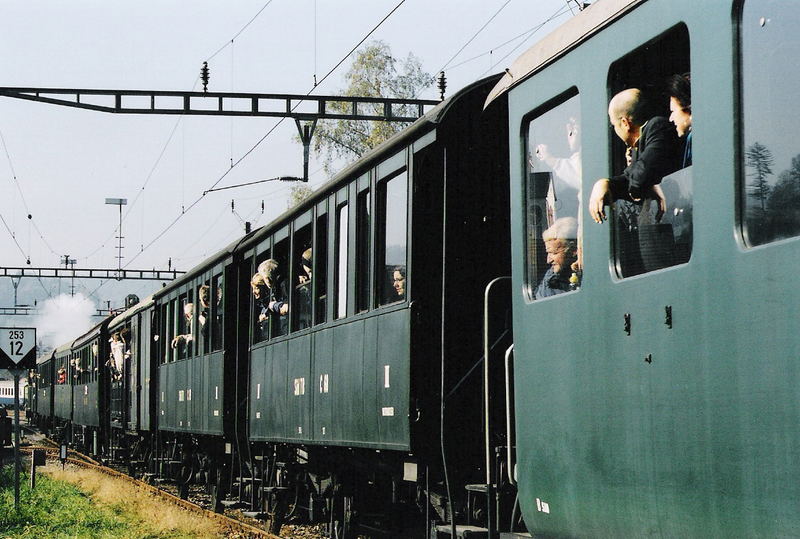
[589,179,611,223]
[648,184,667,223]
[259,313,267,322]
[535,144,551,162]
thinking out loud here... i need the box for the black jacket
[610,116,681,200]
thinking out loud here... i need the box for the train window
[175,292,194,359]
[356,188,371,312]
[607,25,692,277]
[168,299,178,362]
[524,91,582,300]
[90,342,97,382]
[198,282,211,353]
[335,202,349,319]
[292,222,313,331]
[377,171,408,305]
[252,251,269,344]
[740,2,800,245]
[314,213,328,325]
[271,238,290,337]
[211,273,224,351]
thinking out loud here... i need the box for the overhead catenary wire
[121,0,408,271]
[79,0,278,265]
[480,4,571,77]
[446,5,571,72]
[204,0,276,63]
[429,0,513,82]
[0,127,59,260]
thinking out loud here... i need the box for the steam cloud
[34,294,96,350]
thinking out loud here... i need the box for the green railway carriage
[236,73,512,534]
[148,240,234,492]
[52,340,74,428]
[106,296,157,467]
[108,296,155,436]
[31,352,54,430]
[487,0,800,536]
[69,318,109,454]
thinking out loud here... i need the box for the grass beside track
[0,462,230,538]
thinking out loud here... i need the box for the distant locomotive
[0,375,26,408]
[28,0,800,537]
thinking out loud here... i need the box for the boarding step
[220,499,247,509]
[232,477,263,488]
[499,533,532,539]
[241,511,268,519]
[435,524,488,538]
[464,484,489,493]
[152,477,173,484]
[261,485,289,493]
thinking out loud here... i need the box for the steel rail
[20,445,279,539]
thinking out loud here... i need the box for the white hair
[542,217,578,241]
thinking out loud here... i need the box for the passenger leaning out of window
[257,259,289,316]
[251,273,270,338]
[589,88,681,223]
[667,73,692,168]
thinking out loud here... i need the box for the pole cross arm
[0,266,184,281]
[0,87,439,122]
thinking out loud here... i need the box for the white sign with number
[0,328,36,365]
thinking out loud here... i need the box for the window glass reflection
[741,1,800,245]
[525,94,582,299]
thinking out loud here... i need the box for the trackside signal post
[0,327,37,511]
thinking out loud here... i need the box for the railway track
[20,443,282,539]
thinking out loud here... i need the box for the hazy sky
[0,0,575,323]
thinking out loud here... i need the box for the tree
[308,41,431,175]
[287,184,314,209]
[765,154,800,239]
[745,142,774,213]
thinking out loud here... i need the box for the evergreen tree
[745,142,774,212]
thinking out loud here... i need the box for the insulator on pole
[437,71,447,101]
[201,62,210,93]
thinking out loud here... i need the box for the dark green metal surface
[505,0,800,536]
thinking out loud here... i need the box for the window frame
[521,87,583,302]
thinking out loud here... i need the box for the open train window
[355,184,371,313]
[739,1,800,246]
[607,24,692,277]
[252,251,269,344]
[291,217,313,331]
[314,211,328,325]
[176,291,193,359]
[377,171,408,305]
[165,300,176,363]
[334,202,349,319]
[211,273,224,351]
[198,281,210,353]
[271,236,289,337]
[524,90,582,300]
